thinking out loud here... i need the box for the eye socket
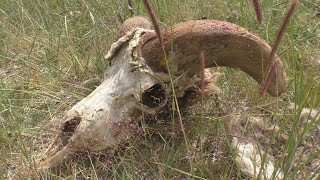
[141,84,166,109]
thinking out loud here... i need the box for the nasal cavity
[59,117,81,146]
[141,84,166,108]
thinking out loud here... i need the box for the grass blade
[259,0,299,97]
[252,0,262,26]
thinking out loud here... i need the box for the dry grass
[0,0,319,179]
[259,0,299,97]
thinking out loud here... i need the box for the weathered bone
[228,116,284,179]
[231,137,284,179]
[227,105,320,179]
[37,17,288,169]
[37,29,171,169]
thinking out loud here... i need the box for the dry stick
[142,0,193,172]
[252,0,262,26]
[199,51,206,174]
[200,51,205,98]
[142,0,163,45]
[128,0,134,16]
[259,0,299,97]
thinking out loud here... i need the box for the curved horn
[140,20,287,96]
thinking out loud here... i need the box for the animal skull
[37,16,287,169]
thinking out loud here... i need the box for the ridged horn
[140,20,287,96]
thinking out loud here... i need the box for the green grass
[1,0,319,179]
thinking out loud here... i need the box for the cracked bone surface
[37,16,287,169]
[229,116,285,179]
[227,106,320,179]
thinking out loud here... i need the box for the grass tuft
[0,0,319,179]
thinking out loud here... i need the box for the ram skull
[37,16,287,169]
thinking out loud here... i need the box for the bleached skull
[37,29,171,168]
[37,16,287,169]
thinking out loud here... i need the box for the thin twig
[142,0,163,45]
[252,0,262,26]
[200,51,205,98]
[259,0,299,97]
[128,0,134,16]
